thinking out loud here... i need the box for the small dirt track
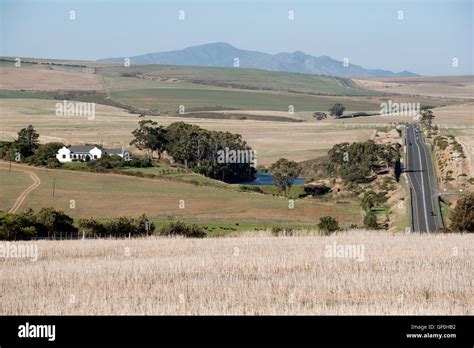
[7,167,41,214]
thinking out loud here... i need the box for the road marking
[405,126,420,232]
[419,137,439,230]
[414,130,430,233]
[407,174,420,233]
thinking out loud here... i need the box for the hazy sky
[1,0,472,75]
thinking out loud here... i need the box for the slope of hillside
[98,64,377,96]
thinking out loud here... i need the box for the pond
[238,172,305,186]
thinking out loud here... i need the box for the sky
[0,0,472,76]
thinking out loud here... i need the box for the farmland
[0,67,104,91]
[107,87,381,113]
[1,62,451,114]
[0,59,472,231]
[0,163,361,226]
[1,231,472,315]
[354,75,474,101]
[0,167,31,212]
[0,98,377,165]
[98,64,376,96]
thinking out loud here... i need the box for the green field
[99,64,382,112]
[99,64,379,96]
[109,88,381,112]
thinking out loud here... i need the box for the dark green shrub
[32,142,65,165]
[35,207,77,238]
[0,211,36,240]
[46,158,61,168]
[317,216,340,234]
[239,185,264,193]
[363,212,378,229]
[158,221,206,238]
[271,226,294,236]
[128,157,152,168]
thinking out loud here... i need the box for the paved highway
[405,124,443,233]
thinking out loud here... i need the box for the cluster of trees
[360,190,388,229]
[323,140,400,183]
[0,126,63,167]
[0,208,76,240]
[0,208,215,240]
[130,117,256,182]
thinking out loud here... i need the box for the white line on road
[414,130,430,233]
[420,137,439,231]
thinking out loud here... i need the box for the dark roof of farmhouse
[68,145,96,153]
[103,148,124,155]
[67,146,126,154]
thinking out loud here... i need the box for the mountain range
[100,42,417,78]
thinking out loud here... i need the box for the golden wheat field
[1,231,472,315]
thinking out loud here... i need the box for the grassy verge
[393,175,411,232]
[439,197,452,228]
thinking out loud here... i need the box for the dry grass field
[1,231,472,315]
[440,127,474,177]
[432,102,474,127]
[0,67,104,91]
[0,163,361,224]
[354,75,474,100]
[0,98,377,165]
[2,97,469,166]
[0,167,31,211]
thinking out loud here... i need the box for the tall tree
[16,125,39,158]
[130,117,168,159]
[420,109,435,129]
[269,158,302,195]
[328,103,345,117]
[450,193,474,232]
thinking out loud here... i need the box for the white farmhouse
[56,145,130,163]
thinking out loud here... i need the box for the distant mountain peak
[100,42,418,78]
